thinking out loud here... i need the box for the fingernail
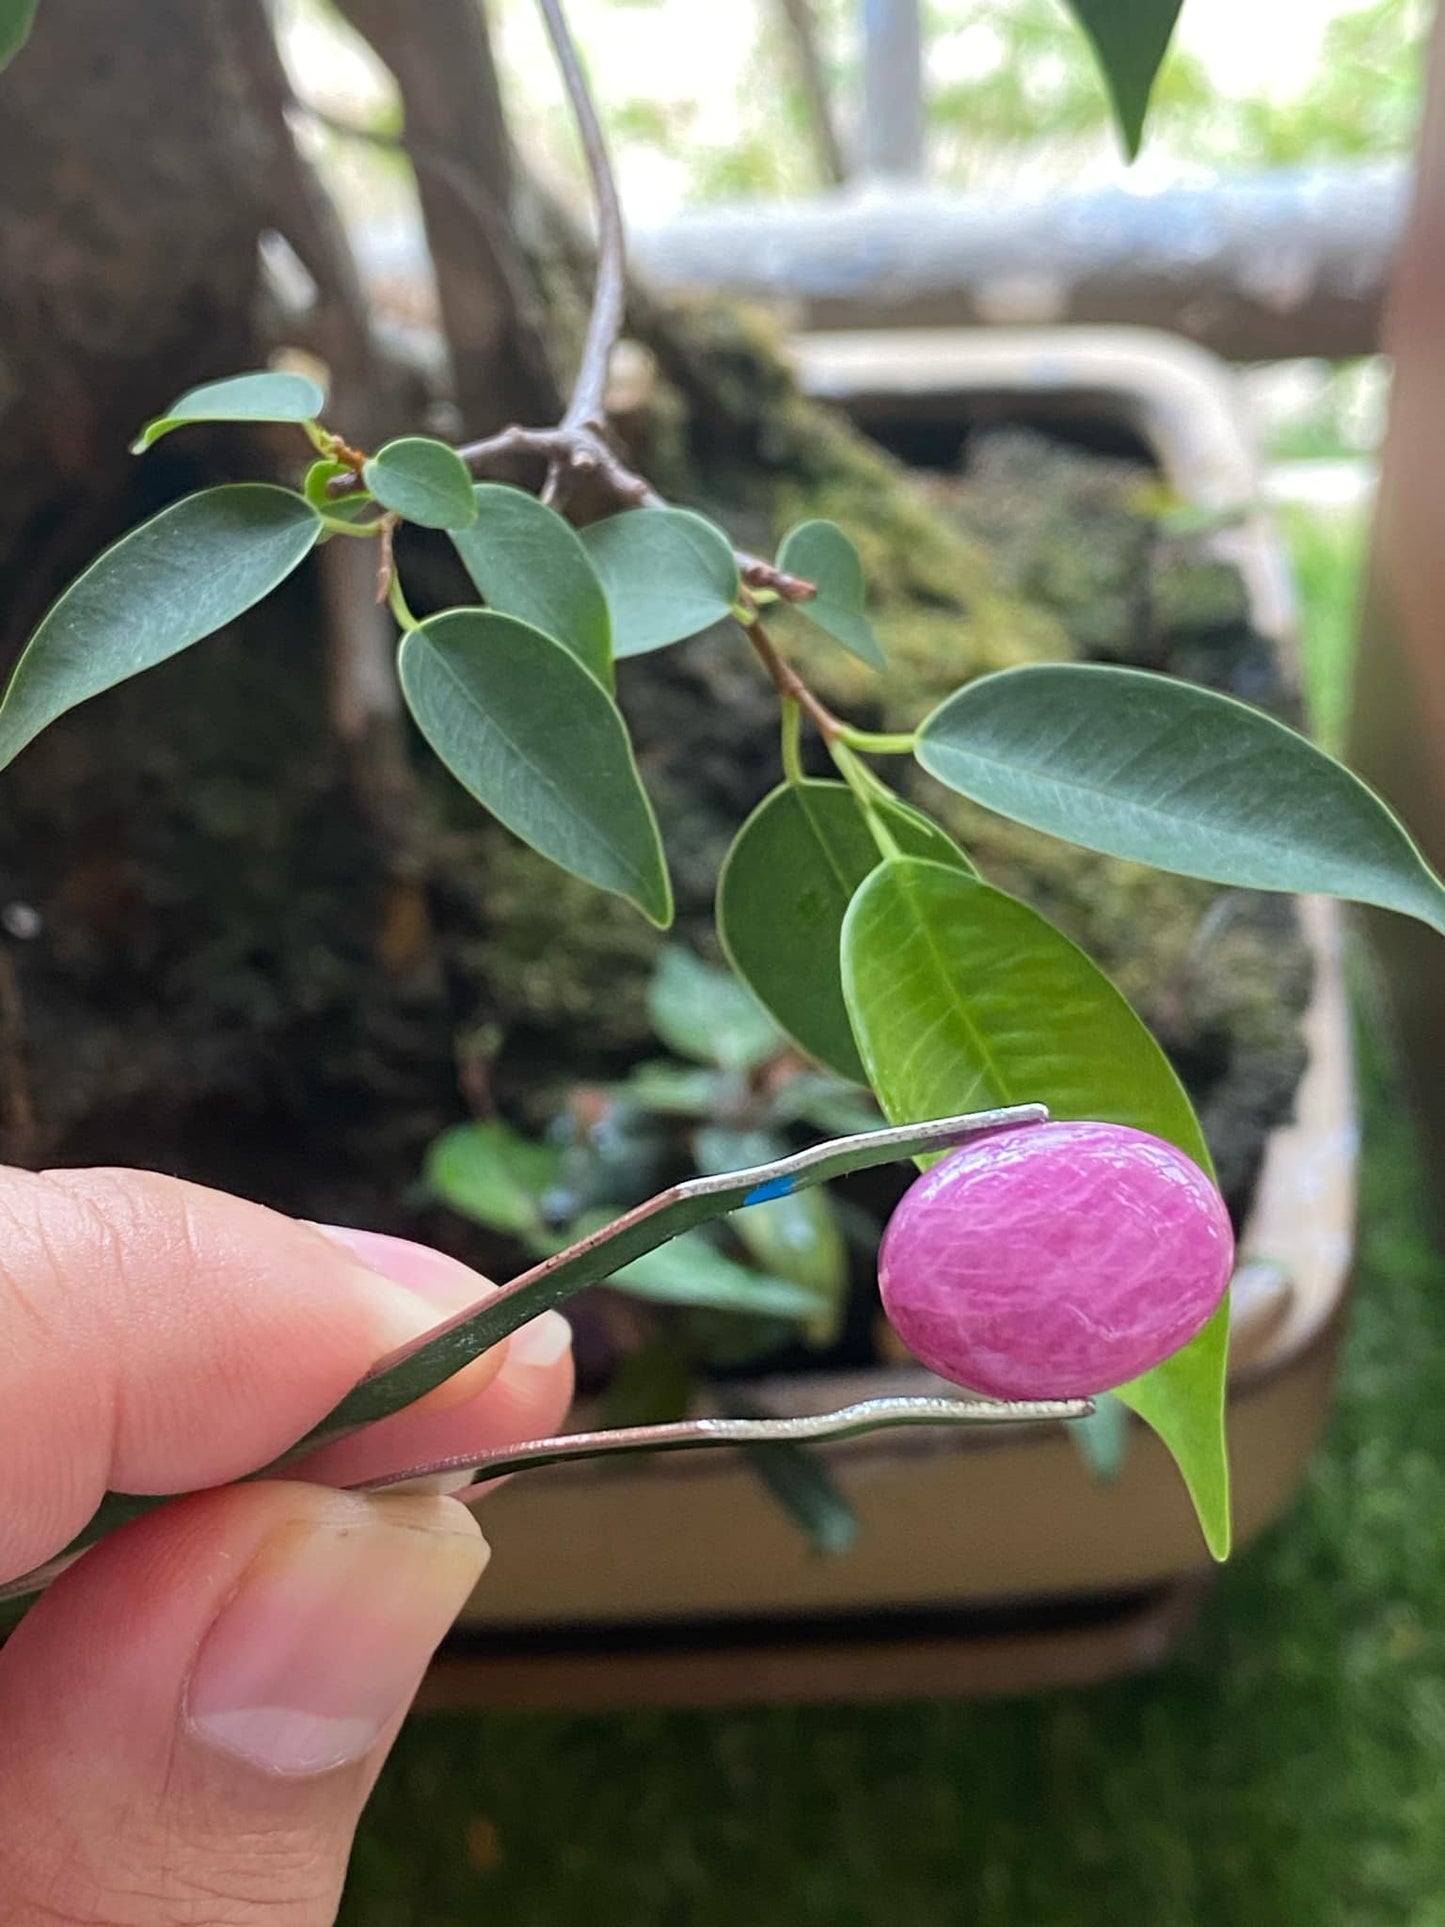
[187,1494,487,1777]
[310,1224,492,1312]
[510,1309,572,1368]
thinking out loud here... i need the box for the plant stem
[536,0,625,434]
[831,741,902,858]
[781,696,805,785]
[836,725,917,755]
[387,569,420,632]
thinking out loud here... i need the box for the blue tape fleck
[742,1175,795,1207]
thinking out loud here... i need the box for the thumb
[0,1480,486,1926]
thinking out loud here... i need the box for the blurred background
[3,1,1444,1921]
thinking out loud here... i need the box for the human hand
[0,1164,572,1925]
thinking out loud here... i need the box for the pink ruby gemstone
[878,1119,1233,1398]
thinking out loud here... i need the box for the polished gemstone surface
[878,1120,1234,1398]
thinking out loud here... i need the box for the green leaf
[0,485,322,770]
[646,946,783,1072]
[776,519,885,669]
[609,1061,728,1117]
[1069,1391,1131,1483]
[600,1340,694,1428]
[739,1434,861,1555]
[130,370,326,453]
[916,662,1445,940]
[0,1,41,73]
[840,856,1228,1559]
[304,459,373,520]
[399,610,672,925]
[696,1126,850,1346]
[609,1229,821,1319]
[718,780,974,1082]
[424,1120,565,1244]
[581,507,740,657]
[363,437,478,530]
[1060,0,1184,158]
[452,484,612,688]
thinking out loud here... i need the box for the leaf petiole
[781,696,805,786]
[387,570,421,633]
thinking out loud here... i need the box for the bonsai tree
[1,0,1439,1598]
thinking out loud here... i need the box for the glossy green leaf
[1060,0,1184,157]
[718,779,974,1082]
[696,1126,850,1346]
[840,857,1228,1558]
[364,437,478,531]
[0,0,40,71]
[0,485,322,771]
[399,610,672,925]
[581,507,740,657]
[451,484,613,688]
[424,1120,564,1244]
[917,663,1445,939]
[776,519,885,669]
[739,1435,861,1555]
[646,947,783,1072]
[609,1229,820,1319]
[131,371,325,453]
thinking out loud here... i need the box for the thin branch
[747,615,850,739]
[536,0,626,431]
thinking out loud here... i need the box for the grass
[344,503,1445,1927]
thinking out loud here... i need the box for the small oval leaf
[777,520,885,669]
[840,856,1228,1559]
[609,1229,821,1319]
[917,662,1445,939]
[646,947,783,1073]
[0,485,322,770]
[424,1120,565,1244]
[581,507,740,657]
[364,437,478,531]
[398,609,672,925]
[718,779,973,1082]
[452,484,612,687]
[0,0,40,71]
[131,371,326,453]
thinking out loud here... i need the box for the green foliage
[696,1126,849,1344]
[363,436,478,530]
[917,663,1445,938]
[610,1231,821,1318]
[14,303,1433,1576]
[581,506,741,656]
[738,1434,862,1556]
[840,857,1228,1556]
[304,458,371,518]
[0,0,39,72]
[777,520,885,669]
[130,370,325,453]
[452,484,613,688]
[718,779,972,1082]
[1059,0,1184,156]
[645,945,782,1073]
[398,610,672,926]
[424,1120,566,1247]
[0,486,321,770]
